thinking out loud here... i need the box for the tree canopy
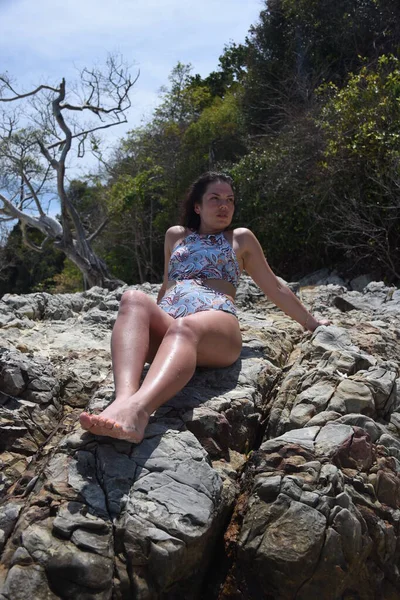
[2,0,400,294]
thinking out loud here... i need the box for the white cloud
[0,0,263,174]
[1,0,262,77]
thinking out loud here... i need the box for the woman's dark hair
[181,171,234,230]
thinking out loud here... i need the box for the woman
[80,172,327,443]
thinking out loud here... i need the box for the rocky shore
[0,277,399,599]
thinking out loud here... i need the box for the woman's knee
[166,317,199,344]
[119,290,152,312]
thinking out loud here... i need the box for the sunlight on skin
[79,404,150,443]
[78,176,327,443]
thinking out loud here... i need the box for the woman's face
[195,180,235,232]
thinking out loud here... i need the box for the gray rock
[297,380,336,409]
[332,507,363,562]
[0,565,59,600]
[308,410,342,427]
[329,378,375,416]
[298,269,346,287]
[353,366,397,413]
[315,423,354,458]
[261,426,321,453]
[19,523,114,596]
[0,279,399,599]
[253,475,282,502]
[349,274,375,292]
[312,326,368,357]
[336,414,386,442]
[68,450,109,518]
[0,503,22,553]
[238,494,327,598]
[289,402,317,427]
[52,502,111,538]
[334,282,400,316]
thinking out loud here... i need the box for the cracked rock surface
[0,278,399,599]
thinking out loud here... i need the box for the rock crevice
[0,278,399,599]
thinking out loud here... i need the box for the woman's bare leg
[81,310,242,443]
[109,290,174,397]
[80,290,173,429]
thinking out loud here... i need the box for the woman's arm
[237,228,325,332]
[157,230,172,303]
[157,226,186,304]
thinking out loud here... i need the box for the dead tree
[0,56,138,289]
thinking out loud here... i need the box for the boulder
[0,280,399,599]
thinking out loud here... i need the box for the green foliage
[319,55,400,166]
[4,1,400,290]
[182,91,247,182]
[154,62,212,126]
[232,117,328,277]
[91,10,400,284]
[101,165,166,283]
[110,61,230,274]
[314,54,400,279]
[0,224,65,296]
[189,42,249,99]
[38,259,83,294]
[244,0,400,131]
[67,179,109,237]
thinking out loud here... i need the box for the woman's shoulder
[166,225,186,235]
[165,226,190,252]
[232,227,256,243]
[232,227,253,235]
[165,225,188,240]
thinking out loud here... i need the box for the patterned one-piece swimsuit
[158,231,241,318]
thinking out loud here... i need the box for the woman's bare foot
[79,397,150,443]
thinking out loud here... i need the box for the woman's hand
[305,316,331,332]
[317,318,331,327]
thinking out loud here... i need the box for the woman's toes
[89,415,111,430]
[79,412,93,430]
[78,406,147,444]
[87,416,97,428]
[91,415,103,428]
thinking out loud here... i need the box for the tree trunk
[56,238,124,290]
[0,61,137,291]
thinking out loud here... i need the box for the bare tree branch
[0,55,136,289]
[0,77,60,102]
[22,173,46,216]
[87,216,110,242]
[47,119,127,150]
[0,191,63,237]
[36,138,59,169]
[21,221,42,253]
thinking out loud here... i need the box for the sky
[0,0,263,177]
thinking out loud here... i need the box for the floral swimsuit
[158,231,240,318]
